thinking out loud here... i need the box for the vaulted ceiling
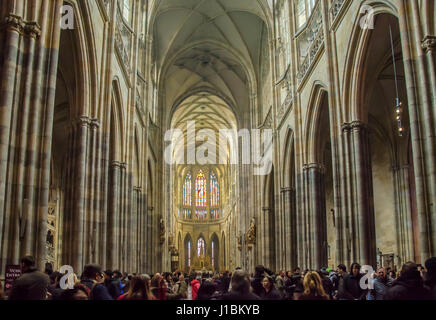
[152,0,270,118]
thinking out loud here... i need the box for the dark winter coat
[260,287,282,300]
[340,273,367,300]
[8,268,50,300]
[384,277,432,300]
[369,276,393,300]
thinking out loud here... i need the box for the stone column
[350,120,376,267]
[107,160,121,269]
[261,207,271,268]
[304,163,327,270]
[281,187,296,270]
[392,165,415,264]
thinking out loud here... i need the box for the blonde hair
[303,271,328,298]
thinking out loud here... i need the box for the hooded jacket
[191,279,201,300]
[385,276,431,300]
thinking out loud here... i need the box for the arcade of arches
[0,0,436,277]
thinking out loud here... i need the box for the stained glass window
[183,172,192,206]
[211,241,215,268]
[210,209,220,219]
[210,172,219,207]
[188,240,191,267]
[196,209,207,220]
[197,238,205,257]
[183,209,192,219]
[195,171,207,207]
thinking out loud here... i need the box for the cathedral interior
[0,0,435,278]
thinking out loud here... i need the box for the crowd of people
[1,255,435,300]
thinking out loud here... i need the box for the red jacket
[191,280,201,300]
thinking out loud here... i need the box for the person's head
[400,262,421,281]
[112,270,122,279]
[231,270,251,294]
[294,267,301,274]
[82,264,104,282]
[287,271,292,278]
[126,275,153,300]
[303,271,327,298]
[425,257,436,279]
[280,270,285,278]
[337,264,347,275]
[178,273,184,282]
[350,263,361,277]
[50,271,62,286]
[197,280,216,300]
[104,270,113,281]
[44,262,53,275]
[255,265,265,276]
[262,275,274,292]
[60,284,90,300]
[377,267,387,279]
[20,256,36,273]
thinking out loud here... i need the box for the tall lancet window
[183,172,192,206]
[188,240,191,267]
[210,172,219,207]
[211,241,215,268]
[197,237,205,257]
[195,170,207,207]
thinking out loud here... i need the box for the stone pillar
[350,121,376,267]
[107,160,121,269]
[392,165,415,264]
[304,163,327,270]
[261,207,271,268]
[281,187,296,270]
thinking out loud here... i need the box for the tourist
[299,271,329,300]
[8,256,50,300]
[173,273,188,299]
[424,257,436,299]
[190,273,202,300]
[385,262,431,300]
[368,267,393,300]
[220,270,260,300]
[319,267,334,299]
[251,265,266,296]
[104,270,121,300]
[197,280,219,300]
[150,274,167,300]
[291,267,304,300]
[260,275,282,300]
[339,263,367,300]
[275,271,286,298]
[80,264,113,300]
[60,283,90,300]
[118,275,154,300]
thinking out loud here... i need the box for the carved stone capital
[341,122,351,132]
[90,118,100,129]
[4,13,24,33]
[350,120,367,131]
[422,35,436,53]
[303,163,325,173]
[111,160,122,169]
[75,116,91,128]
[24,21,41,39]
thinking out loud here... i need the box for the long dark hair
[125,275,153,300]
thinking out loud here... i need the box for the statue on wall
[168,232,174,247]
[159,218,165,245]
[237,232,242,251]
[246,218,256,245]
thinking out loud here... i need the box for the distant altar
[191,255,214,272]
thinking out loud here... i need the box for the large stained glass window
[210,172,219,207]
[195,171,207,207]
[197,238,205,257]
[183,172,192,206]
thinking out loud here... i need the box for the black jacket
[81,279,113,300]
[260,288,282,300]
[8,268,50,300]
[251,275,264,297]
[385,277,431,300]
[220,291,260,300]
[340,273,367,300]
